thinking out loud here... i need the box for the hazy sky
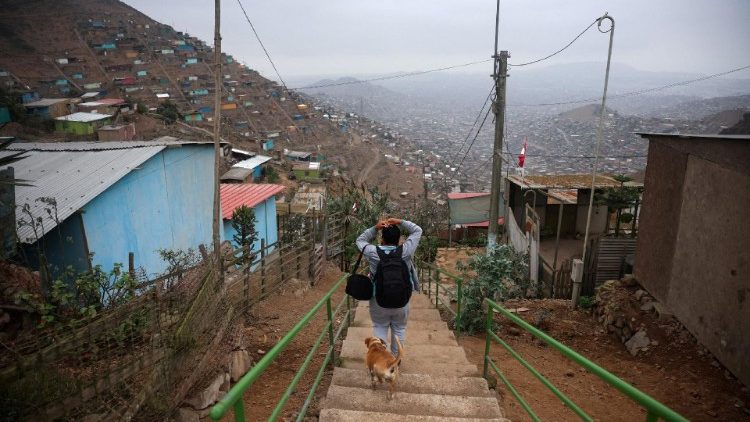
[123,0,750,83]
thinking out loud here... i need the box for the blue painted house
[220,183,284,253]
[5,138,219,277]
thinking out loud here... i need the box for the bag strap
[351,249,365,274]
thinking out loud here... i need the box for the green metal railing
[208,274,354,421]
[482,298,687,422]
[418,261,463,336]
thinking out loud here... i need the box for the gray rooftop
[220,167,253,181]
[24,98,68,108]
[233,154,271,170]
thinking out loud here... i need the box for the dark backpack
[374,246,412,308]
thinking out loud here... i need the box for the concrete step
[340,356,478,377]
[320,409,510,422]
[331,368,494,397]
[353,308,442,325]
[350,319,449,330]
[321,385,503,419]
[356,294,436,309]
[341,342,471,365]
[345,326,458,346]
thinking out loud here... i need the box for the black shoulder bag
[345,248,373,300]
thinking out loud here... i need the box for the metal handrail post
[456,279,463,337]
[434,271,439,308]
[427,266,432,298]
[326,297,335,367]
[233,401,245,422]
[482,306,492,379]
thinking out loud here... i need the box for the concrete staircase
[320,294,508,421]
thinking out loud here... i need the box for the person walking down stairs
[355,217,422,356]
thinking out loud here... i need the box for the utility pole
[487,0,508,252]
[212,0,224,281]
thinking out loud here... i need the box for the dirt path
[356,147,381,186]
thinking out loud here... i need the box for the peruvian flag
[518,138,527,168]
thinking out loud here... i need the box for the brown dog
[364,336,403,400]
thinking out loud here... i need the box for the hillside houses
[0,2,329,153]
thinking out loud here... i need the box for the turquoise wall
[81,145,214,276]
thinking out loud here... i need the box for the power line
[236,0,288,89]
[508,18,599,67]
[449,87,494,167]
[456,106,493,170]
[292,17,601,91]
[509,64,750,107]
[291,59,493,90]
[501,152,647,158]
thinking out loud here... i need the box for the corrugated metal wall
[81,145,214,276]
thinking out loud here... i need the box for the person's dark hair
[381,225,401,245]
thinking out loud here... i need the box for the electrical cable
[456,106,493,170]
[291,59,493,90]
[508,18,599,67]
[236,0,288,89]
[448,87,494,168]
[509,64,750,107]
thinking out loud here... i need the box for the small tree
[266,166,279,183]
[156,100,179,124]
[232,205,258,265]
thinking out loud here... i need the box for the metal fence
[0,213,342,420]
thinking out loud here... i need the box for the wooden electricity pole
[487,0,508,252]
[212,0,224,281]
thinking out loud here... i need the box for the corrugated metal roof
[233,155,271,170]
[285,151,311,159]
[220,167,253,181]
[507,174,624,189]
[6,137,210,151]
[79,98,126,107]
[220,184,285,219]
[24,98,68,107]
[447,192,489,200]
[7,146,166,243]
[231,147,255,158]
[55,112,113,123]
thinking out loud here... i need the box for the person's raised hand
[386,217,402,226]
[375,219,389,230]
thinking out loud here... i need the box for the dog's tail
[390,337,403,368]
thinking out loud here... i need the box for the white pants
[369,298,409,355]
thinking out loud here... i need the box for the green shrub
[578,295,595,310]
[456,245,530,334]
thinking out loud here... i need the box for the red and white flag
[518,138,527,168]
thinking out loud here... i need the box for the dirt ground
[210,262,348,421]
[436,247,749,421]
